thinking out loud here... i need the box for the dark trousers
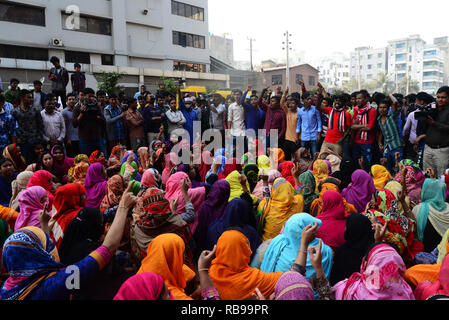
[283,140,299,161]
[352,143,373,172]
[66,141,80,158]
[52,89,67,109]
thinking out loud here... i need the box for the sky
[208,0,449,67]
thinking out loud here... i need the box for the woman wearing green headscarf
[120,161,141,195]
[413,179,449,252]
[299,171,319,214]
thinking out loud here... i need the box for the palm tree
[375,72,395,94]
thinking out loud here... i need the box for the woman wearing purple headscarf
[341,170,376,213]
[193,180,231,257]
[84,162,108,209]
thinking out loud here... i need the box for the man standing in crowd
[241,86,266,135]
[11,89,44,163]
[227,90,246,154]
[104,93,126,152]
[123,98,145,151]
[72,88,107,156]
[49,56,69,109]
[5,78,20,107]
[166,97,186,137]
[319,94,352,156]
[208,93,227,147]
[178,88,199,145]
[71,63,86,96]
[296,92,322,156]
[62,93,80,157]
[351,90,377,170]
[41,95,66,149]
[377,95,404,173]
[141,94,166,144]
[0,94,17,151]
[32,80,46,111]
[423,86,449,178]
[280,87,300,161]
[134,85,147,100]
[259,87,287,149]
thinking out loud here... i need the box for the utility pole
[406,39,410,95]
[283,31,292,88]
[248,37,255,71]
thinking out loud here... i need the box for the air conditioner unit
[52,38,63,47]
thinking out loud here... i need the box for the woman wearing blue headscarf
[413,179,449,252]
[258,213,333,280]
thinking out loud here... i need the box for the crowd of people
[0,56,449,300]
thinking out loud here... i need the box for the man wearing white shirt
[41,95,66,148]
[166,97,186,135]
[227,90,246,137]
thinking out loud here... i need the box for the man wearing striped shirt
[377,94,403,173]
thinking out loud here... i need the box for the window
[367,74,373,79]
[396,42,405,49]
[65,51,91,64]
[378,53,383,58]
[0,2,45,26]
[171,1,205,21]
[272,75,282,85]
[173,61,206,73]
[368,64,372,70]
[173,31,205,49]
[367,54,372,59]
[424,50,437,57]
[308,76,315,86]
[101,54,114,66]
[377,63,382,68]
[0,44,48,61]
[396,54,405,61]
[62,13,111,36]
[295,74,303,84]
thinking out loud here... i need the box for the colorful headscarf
[0,227,63,300]
[141,169,162,189]
[371,165,392,189]
[88,150,106,166]
[342,170,377,213]
[72,162,89,185]
[414,255,449,301]
[394,166,422,203]
[114,273,174,300]
[9,171,33,211]
[316,190,349,250]
[67,154,88,183]
[280,161,296,187]
[138,147,151,171]
[274,271,315,300]
[209,230,283,300]
[299,171,319,214]
[312,160,329,193]
[108,146,122,167]
[137,234,196,300]
[271,148,285,164]
[252,169,282,200]
[257,155,271,176]
[260,213,333,279]
[416,179,449,242]
[27,171,54,210]
[50,183,86,249]
[14,186,47,231]
[243,163,259,192]
[100,175,126,213]
[310,181,357,217]
[257,178,304,241]
[50,145,74,184]
[218,158,241,180]
[225,170,258,204]
[2,143,26,172]
[334,244,415,300]
[84,163,107,209]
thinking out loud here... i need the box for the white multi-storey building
[350,47,388,83]
[0,0,229,93]
[316,52,350,88]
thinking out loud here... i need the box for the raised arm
[280,87,289,113]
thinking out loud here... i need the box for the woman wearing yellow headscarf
[257,155,271,176]
[384,181,411,214]
[312,160,329,193]
[225,170,259,204]
[256,178,303,241]
[371,165,392,189]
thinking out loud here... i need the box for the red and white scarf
[328,108,346,133]
[357,104,372,141]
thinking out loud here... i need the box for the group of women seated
[0,140,448,300]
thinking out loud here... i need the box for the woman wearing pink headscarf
[342,170,377,214]
[14,186,47,231]
[84,163,108,209]
[165,172,205,234]
[316,190,350,251]
[334,243,415,300]
[161,152,176,187]
[114,273,173,300]
[414,255,449,300]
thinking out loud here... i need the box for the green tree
[375,72,395,94]
[158,77,178,95]
[97,72,124,95]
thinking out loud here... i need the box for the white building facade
[350,47,388,83]
[0,0,229,93]
[316,52,350,88]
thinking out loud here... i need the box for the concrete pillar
[111,0,128,67]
